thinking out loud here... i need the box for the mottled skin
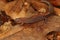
[14,0,54,25]
[0,0,54,25]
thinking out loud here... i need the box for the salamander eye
[6,0,14,2]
